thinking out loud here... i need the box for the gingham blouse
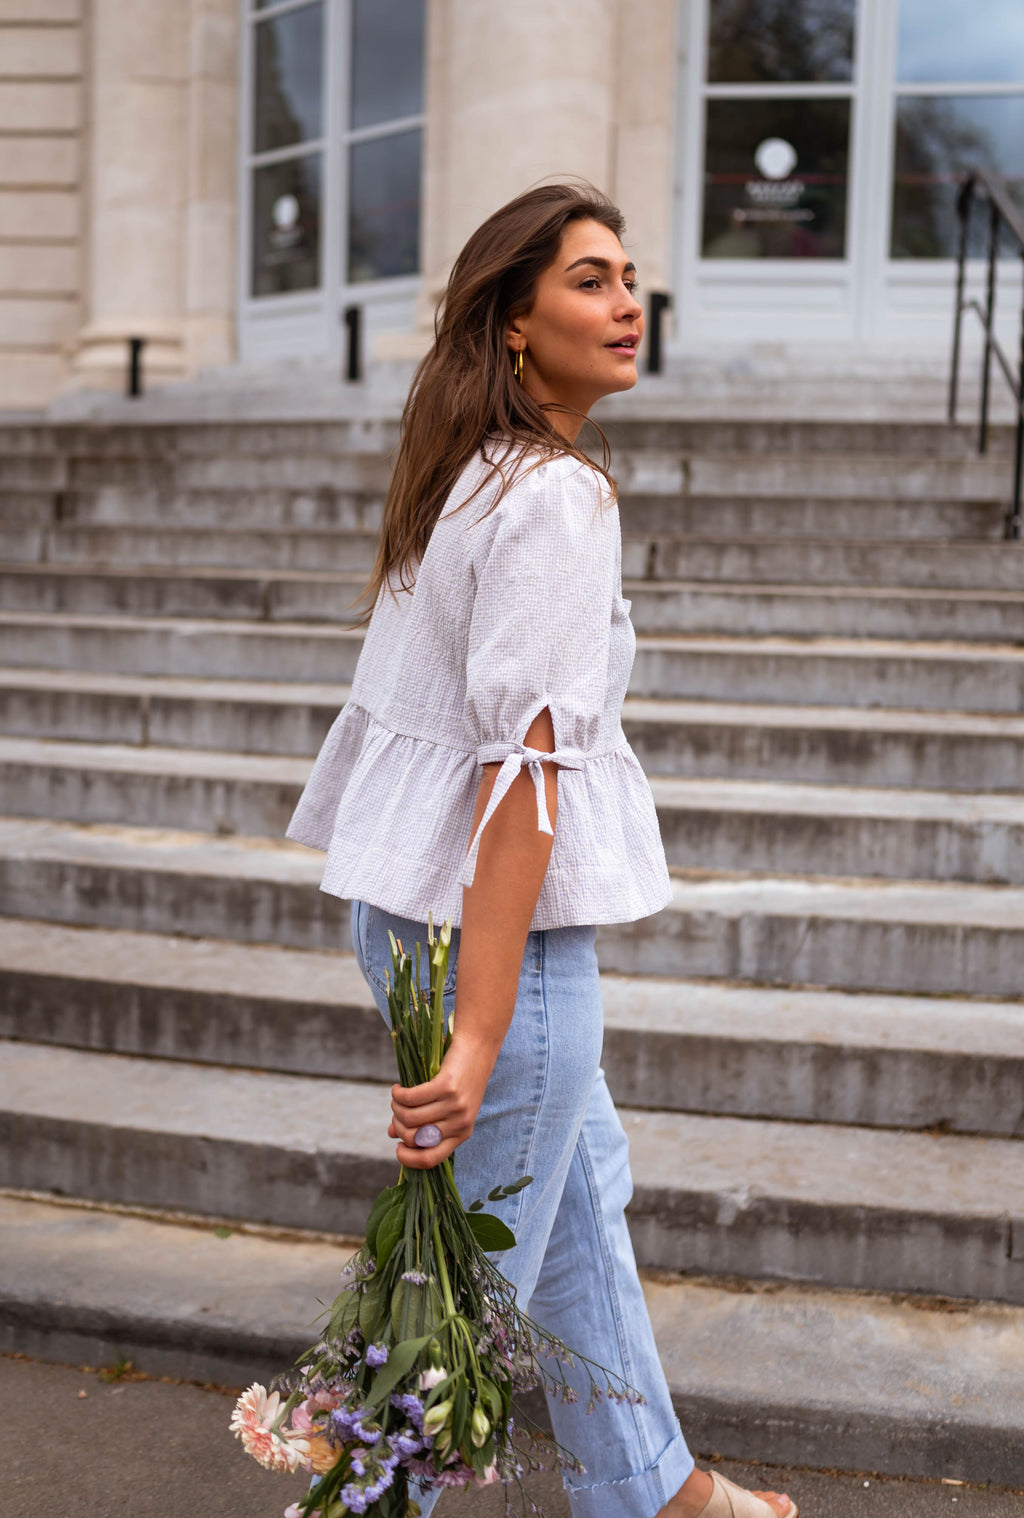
[285,445,671,930]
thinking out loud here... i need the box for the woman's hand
[387,705,558,1170]
[388,1032,498,1169]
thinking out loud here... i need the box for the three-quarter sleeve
[459,456,619,885]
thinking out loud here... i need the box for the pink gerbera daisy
[229,1384,304,1473]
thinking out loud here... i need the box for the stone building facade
[2,0,1021,410]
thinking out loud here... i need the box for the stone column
[64,0,191,393]
[182,0,239,374]
[419,0,619,330]
[611,0,679,296]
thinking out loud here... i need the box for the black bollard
[127,336,146,397]
[646,291,672,375]
[343,305,362,382]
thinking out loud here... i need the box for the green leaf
[467,1199,484,1212]
[364,1183,402,1255]
[451,1378,469,1452]
[365,1330,435,1408]
[391,1277,444,1341]
[326,1287,362,1344]
[505,1174,533,1195]
[480,1377,503,1422]
[467,1211,517,1253]
[357,1280,384,1339]
[375,1200,406,1270]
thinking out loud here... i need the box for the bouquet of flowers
[231,917,642,1517]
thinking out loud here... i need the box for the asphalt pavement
[4,1354,1020,1518]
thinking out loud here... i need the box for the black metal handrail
[948,167,1024,539]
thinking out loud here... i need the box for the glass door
[678,0,865,345]
[238,0,426,366]
[870,0,1024,344]
[677,0,1024,350]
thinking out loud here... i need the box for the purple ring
[414,1124,443,1149]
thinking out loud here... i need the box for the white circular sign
[272,193,300,230]
[754,138,798,181]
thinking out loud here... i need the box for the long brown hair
[356,182,626,620]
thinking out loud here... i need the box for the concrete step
[628,536,1024,591]
[612,447,1010,499]
[62,452,394,493]
[613,872,1024,998]
[630,634,1024,713]
[0,667,347,754]
[2,1039,1022,1301]
[48,487,1007,540]
[625,696,1024,793]
[0,455,65,488]
[6,670,1024,793]
[57,485,385,532]
[11,442,1005,498]
[6,565,1024,642]
[0,611,365,682]
[41,522,380,572]
[0,412,1005,458]
[599,414,1015,461]
[650,775,1024,886]
[626,581,1024,642]
[5,612,1024,710]
[0,526,45,562]
[4,738,1024,886]
[1,816,1022,995]
[0,489,55,525]
[619,494,1005,540]
[6,1193,1018,1483]
[2,918,1019,1136]
[0,564,366,624]
[5,519,1023,587]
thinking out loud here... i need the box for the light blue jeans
[351,900,695,1518]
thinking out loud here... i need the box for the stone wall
[0,0,85,410]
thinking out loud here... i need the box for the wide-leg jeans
[351,900,695,1518]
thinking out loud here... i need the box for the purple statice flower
[388,1430,422,1459]
[400,1269,428,1285]
[365,1343,388,1368]
[351,1414,382,1445]
[330,1404,358,1438]
[340,1487,371,1514]
[391,1392,425,1431]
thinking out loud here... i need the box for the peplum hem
[285,703,671,931]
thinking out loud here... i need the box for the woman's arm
[387,705,557,1170]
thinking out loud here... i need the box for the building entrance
[677,0,1024,349]
[238,0,425,366]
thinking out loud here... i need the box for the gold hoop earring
[514,348,524,385]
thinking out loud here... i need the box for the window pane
[891,94,1024,257]
[347,129,421,282]
[702,98,849,258]
[350,0,425,130]
[251,153,321,296]
[898,0,1024,85]
[253,3,323,154]
[707,0,855,84]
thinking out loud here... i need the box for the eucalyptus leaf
[467,1211,517,1252]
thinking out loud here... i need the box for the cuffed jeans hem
[562,1429,696,1518]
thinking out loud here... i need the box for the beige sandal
[698,1469,798,1518]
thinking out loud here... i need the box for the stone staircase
[1,416,1023,1484]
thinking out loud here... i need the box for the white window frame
[673,0,1024,352]
[237,0,425,367]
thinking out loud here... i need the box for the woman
[287,183,796,1518]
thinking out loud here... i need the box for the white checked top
[285,445,671,930]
